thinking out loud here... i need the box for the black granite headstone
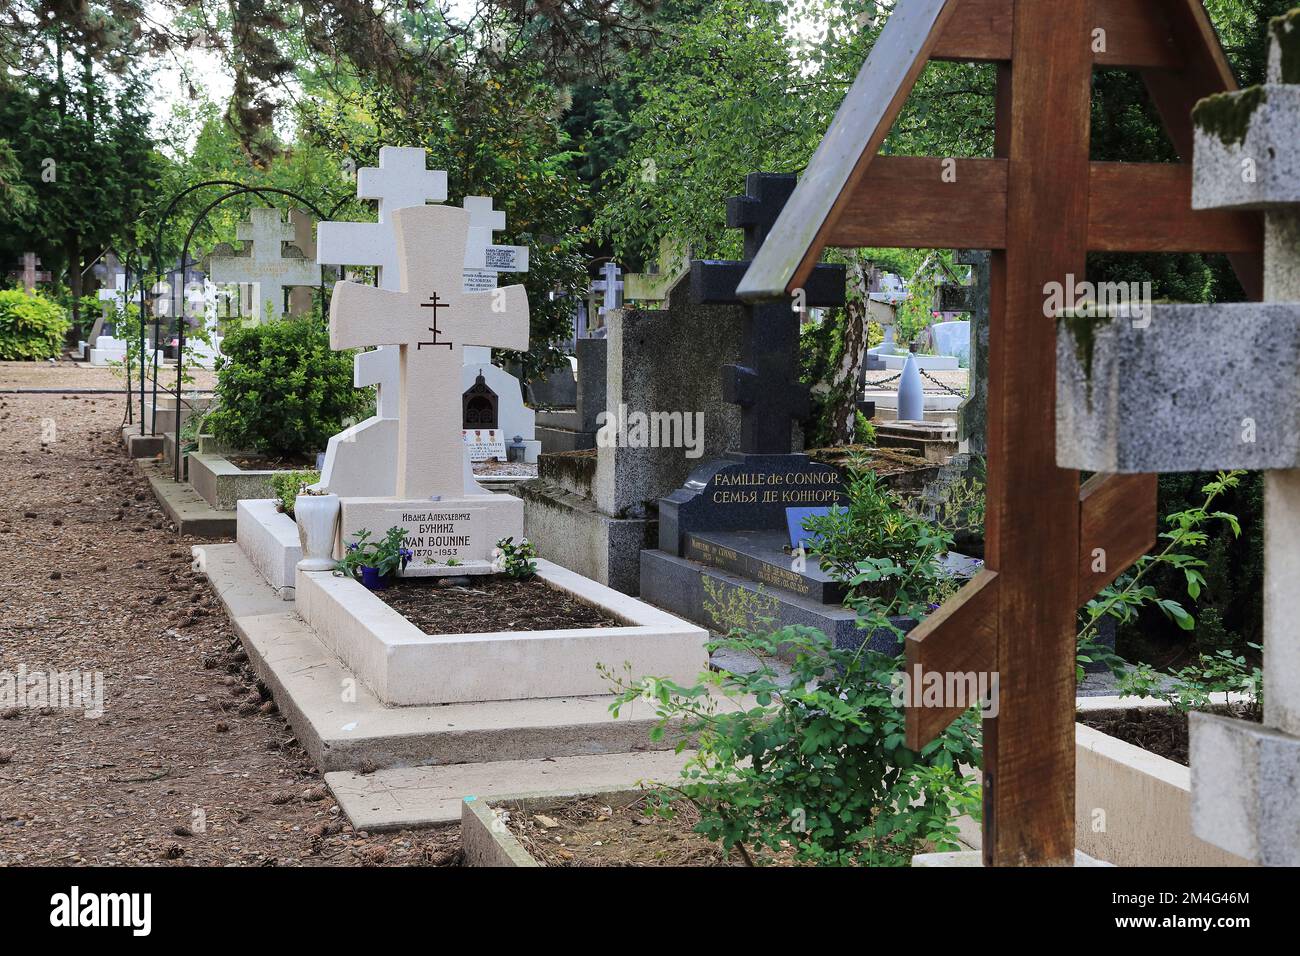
[658,452,848,555]
[690,173,847,455]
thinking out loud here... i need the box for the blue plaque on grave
[786,506,833,550]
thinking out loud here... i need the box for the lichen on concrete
[1057,310,1115,389]
[1193,86,1269,147]
[1271,8,1300,85]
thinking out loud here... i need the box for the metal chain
[919,369,968,397]
[862,372,902,388]
[862,369,968,398]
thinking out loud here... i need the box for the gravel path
[0,363,457,866]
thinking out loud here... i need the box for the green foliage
[607,624,982,866]
[0,10,160,317]
[1077,471,1248,679]
[269,470,321,520]
[492,537,538,579]
[853,411,876,446]
[803,464,955,613]
[336,527,412,580]
[205,316,367,457]
[0,288,70,360]
[1118,646,1263,720]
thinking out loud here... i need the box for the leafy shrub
[492,536,538,578]
[608,624,982,866]
[1079,471,1250,677]
[607,473,984,866]
[803,463,957,609]
[0,289,70,360]
[205,316,368,457]
[269,469,321,519]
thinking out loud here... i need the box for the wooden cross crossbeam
[737,0,1264,866]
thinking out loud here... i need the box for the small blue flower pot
[359,566,389,591]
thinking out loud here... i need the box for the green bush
[0,289,71,360]
[269,469,321,519]
[205,316,368,457]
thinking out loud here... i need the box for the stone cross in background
[329,204,529,498]
[461,195,529,292]
[691,173,845,455]
[11,253,51,293]
[208,207,321,321]
[592,261,623,319]
[288,208,318,317]
[460,194,530,364]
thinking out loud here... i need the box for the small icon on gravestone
[463,371,499,430]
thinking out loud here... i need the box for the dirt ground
[376,575,619,634]
[500,793,743,867]
[0,361,459,866]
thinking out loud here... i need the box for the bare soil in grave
[1077,703,1262,766]
[499,793,746,867]
[375,575,620,634]
[0,362,459,866]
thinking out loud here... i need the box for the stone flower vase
[295,492,340,572]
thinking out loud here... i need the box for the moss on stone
[1193,86,1268,147]
[1271,9,1300,84]
[1057,311,1115,402]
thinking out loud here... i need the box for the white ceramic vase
[295,492,340,571]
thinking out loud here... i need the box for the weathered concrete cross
[208,207,321,321]
[1053,13,1300,864]
[329,205,529,499]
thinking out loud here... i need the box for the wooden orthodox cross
[737,0,1263,865]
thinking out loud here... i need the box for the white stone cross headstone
[456,196,540,462]
[316,147,450,496]
[317,146,449,291]
[330,204,529,499]
[593,261,624,317]
[208,207,321,321]
[461,194,530,365]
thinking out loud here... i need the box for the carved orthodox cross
[329,205,529,499]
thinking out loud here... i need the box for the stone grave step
[873,420,960,462]
[325,750,692,831]
[196,543,693,773]
[683,528,848,604]
[137,458,235,538]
